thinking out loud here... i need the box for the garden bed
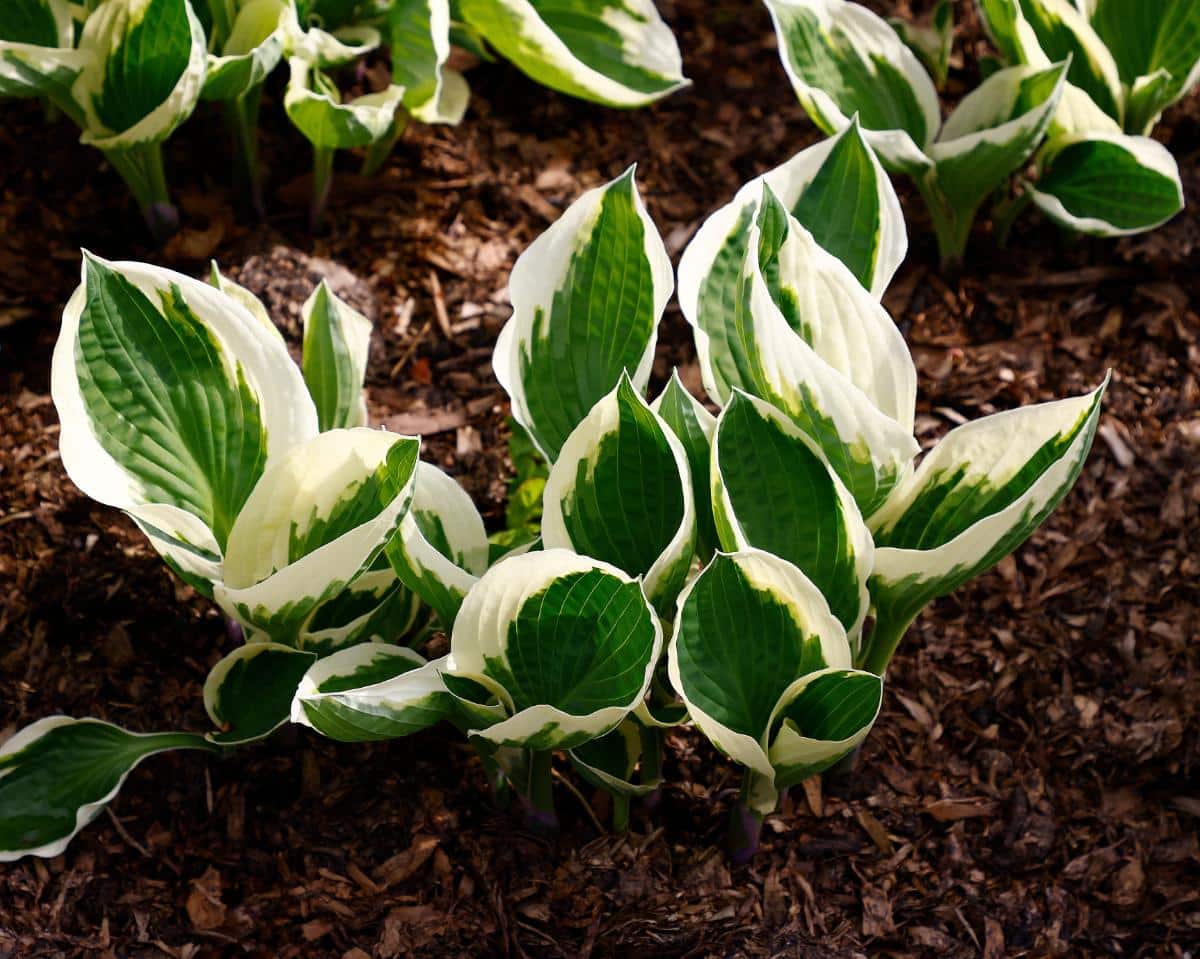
[1,1,1198,955]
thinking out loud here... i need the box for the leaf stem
[361,109,409,178]
[728,769,765,864]
[916,175,973,281]
[992,188,1034,249]
[523,749,558,834]
[310,146,336,232]
[857,613,916,676]
[104,142,179,243]
[611,793,631,832]
[224,85,266,219]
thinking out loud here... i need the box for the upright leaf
[301,280,371,431]
[284,58,406,150]
[542,374,696,611]
[0,0,86,100]
[389,0,469,123]
[493,166,673,461]
[650,371,718,560]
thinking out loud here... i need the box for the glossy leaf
[203,642,317,744]
[301,280,371,431]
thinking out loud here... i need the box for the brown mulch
[1,2,1198,956]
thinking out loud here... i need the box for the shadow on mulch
[1,2,1197,956]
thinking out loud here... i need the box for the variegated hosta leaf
[447,549,663,752]
[1030,133,1184,235]
[0,717,217,862]
[0,0,88,100]
[386,460,490,628]
[980,0,1124,123]
[764,0,940,174]
[72,0,208,148]
[1088,0,1200,133]
[754,185,916,432]
[207,261,279,335]
[303,557,429,655]
[890,0,953,88]
[493,166,672,462]
[667,549,874,814]
[202,0,287,102]
[203,642,317,744]
[928,60,1068,217]
[283,4,380,67]
[301,280,371,431]
[650,371,718,560]
[456,0,688,107]
[541,374,696,612]
[569,719,659,798]
[767,667,882,788]
[284,57,405,150]
[215,428,420,646]
[867,377,1107,661]
[693,222,918,517]
[291,645,481,740]
[53,254,318,569]
[389,0,469,124]
[677,122,906,315]
[712,392,873,643]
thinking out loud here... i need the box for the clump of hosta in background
[762,0,1187,274]
[0,127,1105,864]
[0,0,689,236]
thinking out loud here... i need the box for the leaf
[677,123,906,324]
[215,428,419,646]
[493,166,672,462]
[201,0,287,102]
[0,0,84,100]
[650,371,718,560]
[1030,132,1184,235]
[890,0,953,88]
[764,0,940,173]
[0,717,217,861]
[666,549,854,812]
[712,392,873,641]
[447,549,662,751]
[768,668,882,787]
[301,280,371,431]
[203,643,317,744]
[928,60,1068,218]
[386,460,489,628]
[569,719,659,798]
[456,0,688,107]
[53,254,318,557]
[697,224,918,516]
[291,645,469,741]
[541,374,696,612]
[869,376,1107,638]
[284,57,406,150]
[283,4,380,66]
[754,185,916,431]
[0,0,71,46]
[73,0,208,147]
[303,560,429,655]
[389,0,469,123]
[207,262,280,337]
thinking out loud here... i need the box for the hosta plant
[764,0,1074,274]
[0,254,442,861]
[1,0,209,240]
[975,0,1190,238]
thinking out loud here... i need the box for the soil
[1,2,1198,957]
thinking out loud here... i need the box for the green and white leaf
[301,280,371,431]
[389,0,469,123]
[569,719,659,798]
[542,374,696,612]
[285,57,405,149]
[869,376,1107,637]
[53,254,318,558]
[693,226,918,516]
[386,460,490,628]
[1029,132,1183,235]
[650,371,718,560]
[215,428,419,646]
[712,392,873,643]
[677,121,906,307]
[1087,0,1200,132]
[303,561,428,655]
[767,667,882,787]
[928,60,1068,219]
[202,0,287,101]
[667,549,855,813]
[73,0,208,148]
[753,186,915,431]
[493,166,672,461]
[0,0,89,100]
[456,0,688,107]
[203,642,317,744]
[283,4,380,66]
[207,261,280,337]
[0,717,217,862]
[291,645,478,740]
[764,0,939,174]
[890,0,953,88]
[447,549,662,751]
